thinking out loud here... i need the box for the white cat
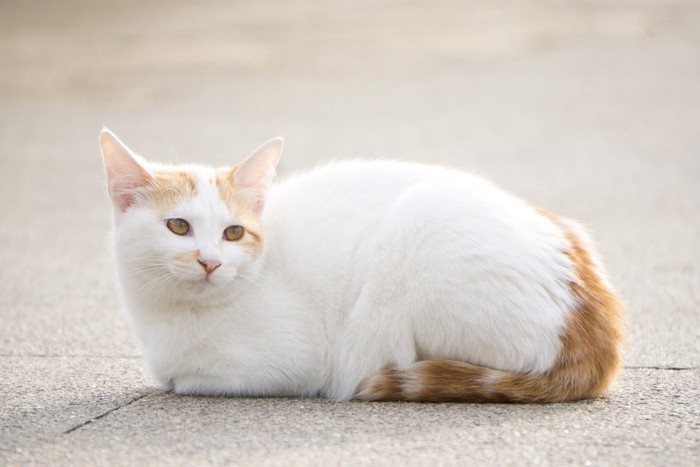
[100,129,624,402]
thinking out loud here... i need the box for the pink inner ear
[232,175,269,215]
[107,166,150,212]
[242,188,266,214]
[232,141,281,214]
[113,192,134,212]
[233,164,274,215]
[109,171,149,211]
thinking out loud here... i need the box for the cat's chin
[180,278,213,292]
[170,276,241,303]
[178,277,222,293]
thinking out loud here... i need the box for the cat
[100,129,625,403]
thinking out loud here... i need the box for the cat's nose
[197,258,221,275]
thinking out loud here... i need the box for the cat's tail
[354,357,615,403]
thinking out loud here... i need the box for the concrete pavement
[1,0,698,464]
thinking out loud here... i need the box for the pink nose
[197,259,221,274]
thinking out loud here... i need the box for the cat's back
[262,160,456,289]
[269,159,438,215]
[265,158,531,242]
[263,159,459,257]
[261,159,553,288]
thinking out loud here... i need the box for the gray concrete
[1,0,698,464]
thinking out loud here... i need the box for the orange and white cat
[100,129,624,402]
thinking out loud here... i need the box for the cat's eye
[223,225,245,242]
[166,218,190,235]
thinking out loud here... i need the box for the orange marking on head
[216,169,265,258]
[142,171,198,212]
[173,249,200,264]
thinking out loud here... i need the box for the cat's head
[100,129,282,305]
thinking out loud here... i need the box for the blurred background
[3,0,698,169]
[1,1,699,463]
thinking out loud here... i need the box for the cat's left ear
[232,137,283,215]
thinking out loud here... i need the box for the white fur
[110,156,580,400]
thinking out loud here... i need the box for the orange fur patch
[556,218,626,399]
[216,169,264,258]
[143,171,198,212]
[173,250,200,263]
[356,209,625,403]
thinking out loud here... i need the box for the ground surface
[1,0,698,465]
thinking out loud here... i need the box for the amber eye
[223,225,245,241]
[166,218,190,235]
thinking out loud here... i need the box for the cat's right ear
[231,137,283,215]
[99,129,152,212]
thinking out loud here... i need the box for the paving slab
[0,357,153,451]
[3,369,698,465]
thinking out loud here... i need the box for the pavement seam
[62,391,157,435]
[623,366,697,371]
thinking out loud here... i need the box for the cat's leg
[329,182,456,400]
[328,283,418,400]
